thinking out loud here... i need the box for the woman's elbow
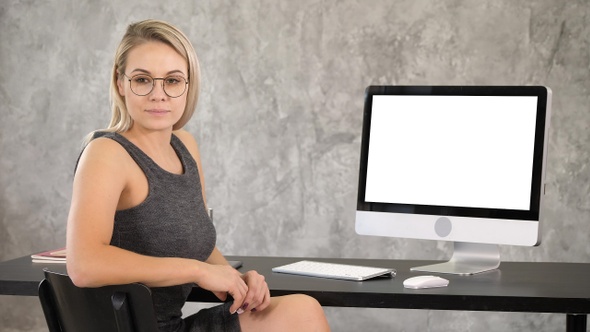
[66,260,101,288]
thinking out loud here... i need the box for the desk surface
[2,255,590,315]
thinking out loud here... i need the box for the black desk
[1,255,589,332]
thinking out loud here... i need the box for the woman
[66,19,330,332]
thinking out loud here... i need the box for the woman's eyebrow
[129,68,187,76]
[166,69,186,76]
[129,68,150,75]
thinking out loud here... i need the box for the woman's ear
[117,74,125,96]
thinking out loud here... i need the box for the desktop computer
[355,86,552,275]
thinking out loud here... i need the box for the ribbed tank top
[91,131,217,332]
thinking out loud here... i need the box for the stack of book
[31,248,66,264]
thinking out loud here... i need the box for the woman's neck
[120,127,182,174]
[122,126,173,150]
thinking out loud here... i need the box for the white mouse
[403,275,449,289]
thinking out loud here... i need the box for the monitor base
[411,242,501,275]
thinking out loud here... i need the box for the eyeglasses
[123,73,189,98]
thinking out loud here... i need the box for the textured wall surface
[1,1,589,331]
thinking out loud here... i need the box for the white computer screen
[364,95,538,211]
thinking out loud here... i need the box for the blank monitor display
[365,95,538,211]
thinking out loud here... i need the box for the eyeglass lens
[128,74,188,98]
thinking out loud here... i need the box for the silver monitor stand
[411,242,501,275]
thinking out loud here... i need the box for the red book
[31,247,66,264]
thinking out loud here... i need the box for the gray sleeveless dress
[90,132,240,332]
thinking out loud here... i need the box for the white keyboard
[272,260,396,281]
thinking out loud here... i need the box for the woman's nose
[149,79,167,99]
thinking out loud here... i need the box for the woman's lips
[145,109,170,115]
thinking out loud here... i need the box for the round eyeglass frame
[123,73,189,98]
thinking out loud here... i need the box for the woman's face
[117,41,189,133]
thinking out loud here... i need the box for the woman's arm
[175,130,271,312]
[65,138,248,313]
[66,138,205,287]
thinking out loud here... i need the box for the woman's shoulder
[173,129,203,167]
[85,133,127,154]
[173,129,196,143]
[173,129,200,151]
[78,133,132,171]
[73,133,134,203]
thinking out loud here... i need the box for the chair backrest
[38,269,159,332]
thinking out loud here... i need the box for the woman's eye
[134,76,151,84]
[165,77,181,85]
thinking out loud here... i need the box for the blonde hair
[85,19,200,144]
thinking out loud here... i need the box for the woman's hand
[239,270,271,313]
[199,248,269,314]
[196,264,249,314]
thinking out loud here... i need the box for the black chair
[38,269,159,332]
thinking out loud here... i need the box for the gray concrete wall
[1,1,589,331]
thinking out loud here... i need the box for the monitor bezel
[356,85,550,222]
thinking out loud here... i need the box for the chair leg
[38,279,62,332]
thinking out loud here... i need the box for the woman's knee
[240,294,329,331]
[284,294,329,327]
[292,294,323,312]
